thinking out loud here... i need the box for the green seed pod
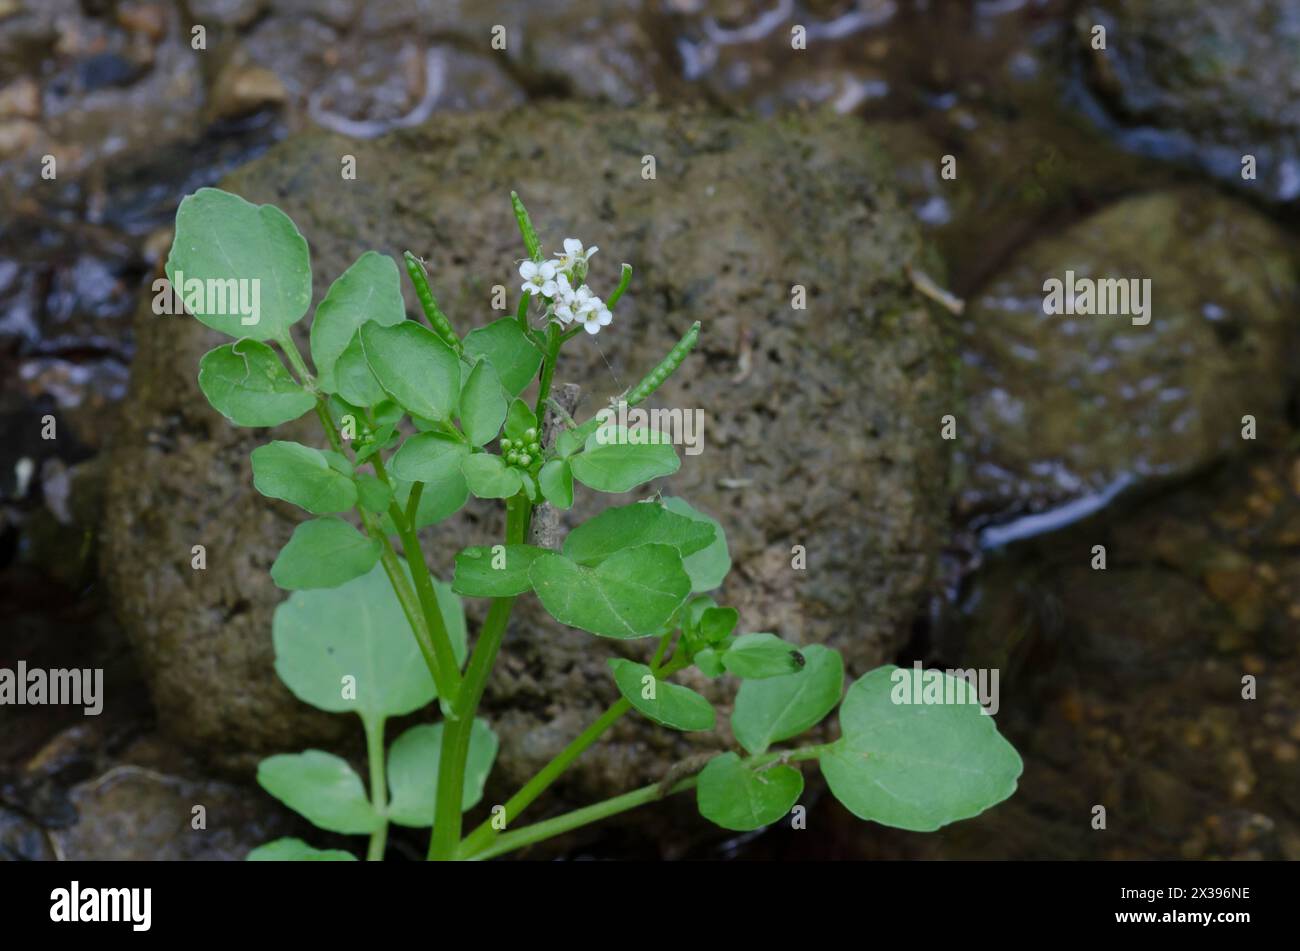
[626,321,701,407]
[501,438,513,450]
[518,453,532,467]
[524,427,538,442]
[403,252,462,353]
[507,451,519,464]
[528,442,540,455]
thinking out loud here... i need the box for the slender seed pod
[626,321,701,407]
[403,252,462,352]
[510,191,542,262]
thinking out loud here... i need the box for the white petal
[586,245,598,258]
[564,238,582,255]
[519,260,538,279]
[598,308,612,326]
[539,260,558,279]
[583,319,600,335]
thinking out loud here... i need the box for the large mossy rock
[102,106,955,817]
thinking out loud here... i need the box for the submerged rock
[101,104,955,834]
[957,187,1298,533]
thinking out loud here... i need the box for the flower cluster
[518,238,612,335]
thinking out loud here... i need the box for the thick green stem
[364,716,388,861]
[427,494,532,860]
[465,744,832,861]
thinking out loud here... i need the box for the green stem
[405,481,424,525]
[372,455,462,705]
[458,635,684,857]
[427,494,532,860]
[465,744,832,861]
[277,333,316,390]
[533,324,562,420]
[364,716,388,861]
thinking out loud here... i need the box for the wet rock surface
[956,188,1298,531]
[101,105,954,819]
[1075,0,1300,203]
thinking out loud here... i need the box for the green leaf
[458,358,508,447]
[722,633,805,679]
[503,399,538,443]
[167,188,311,341]
[388,432,470,525]
[390,432,470,483]
[608,658,714,731]
[361,321,459,422]
[698,606,738,644]
[334,330,388,408]
[310,251,406,392]
[538,459,573,509]
[198,340,315,428]
[386,720,499,827]
[732,645,843,755]
[819,665,1023,832]
[270,517,381,590]
[697,752,803,832]
[556,416,601,459]
[272,561,439,718]
[529,544,691,639]
[562,501,715,566]
[569,428,680,493]
[251,440,357,514]
[694,647,727,678]
[353,474,392,514]
[452,544,545,597]
[661,497,730,592]
[461,453,522,499]
[257,750,379,834]
[246,838,357,861]
[463,318,543,396]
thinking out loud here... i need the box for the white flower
[556,238,597,274]
[583,303,613,335]
[519,259,558,297]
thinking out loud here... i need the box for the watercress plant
[168,187,1023,861]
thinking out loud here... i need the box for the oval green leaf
[608,658,714,731]
[458,358,508,447]
[198,340,315,428]
[570,428,680,493]
[696,752,803,832]
[461,453,522,499]
[819,665,1023,832]
[270,517,381,590]
[310,251,406,392]
[732,644,843,755]
[273,561,439,718]
[251,440,358,514]
[360,321,459,422]
[722,633,806,679]
[452,544,545,598]
[529,544,690,639]
[538,459,573,509]
[463,317,543,396]
[257,750,379,834]
[562,501,715,566]
[167,188,312,341]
